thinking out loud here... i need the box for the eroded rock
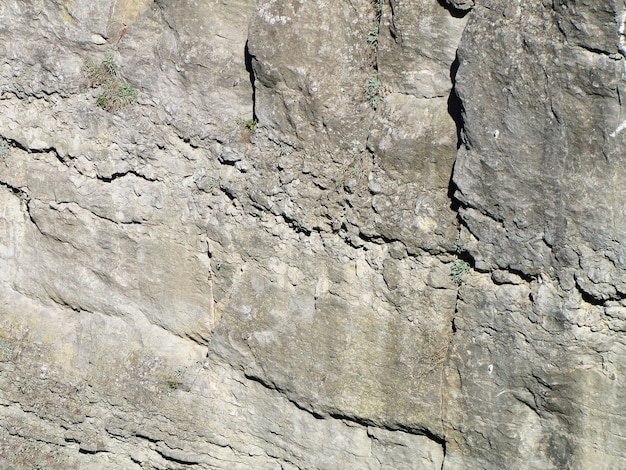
[1,0,625,468]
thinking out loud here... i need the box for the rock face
[0,0,625,469]
[446,2,626,468]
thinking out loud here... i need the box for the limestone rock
[448,1,626,467]
[1,0,626,468]
[378,0,468,98]
[453,1,626,296]
[248,0,376,148]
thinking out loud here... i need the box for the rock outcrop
[0,0,625,468]
[446,2,626,468]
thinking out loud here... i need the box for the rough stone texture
[248,0,374,148]
[1,0,625,469]
[446,0,626,469]
[453,0,626,293]
[378,0,466,98]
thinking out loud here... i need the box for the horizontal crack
[576,43,623,59]
[0,180,29,199]
[153,445,201,466]
[96,169,159,183]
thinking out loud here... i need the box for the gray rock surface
[447,1,626,468]
[0,0,625,468]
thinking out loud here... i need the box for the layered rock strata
[0,0,624,468]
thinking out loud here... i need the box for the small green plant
[335,161,369,188]
[0,341,13,361]
[2,445,59,470]
[83,56,111,86]
[368,0,384,51]
[277,144,293,156]
[83,54,137,112]
[166,366,187,392]
[101,53,116,76]
[368,25,379,50]
[236,117,257,130]
[205,176,220,193]
[342,162,368,181]
[451,259,471,285]
[333,145,370,187]
[100,81,137,111]
[373,0,384,16]
[0,138,9,157]
[366,74,384,109]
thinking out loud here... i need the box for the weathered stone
[1,0,626,468]
[444,272,626,469]
[453,0,626,299]
[367,93,459,254]
[378,0,468,97]
[209,233,457,433]
[248,0,374,148]
[447,1,626,468]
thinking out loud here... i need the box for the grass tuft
[83,54,137,112]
